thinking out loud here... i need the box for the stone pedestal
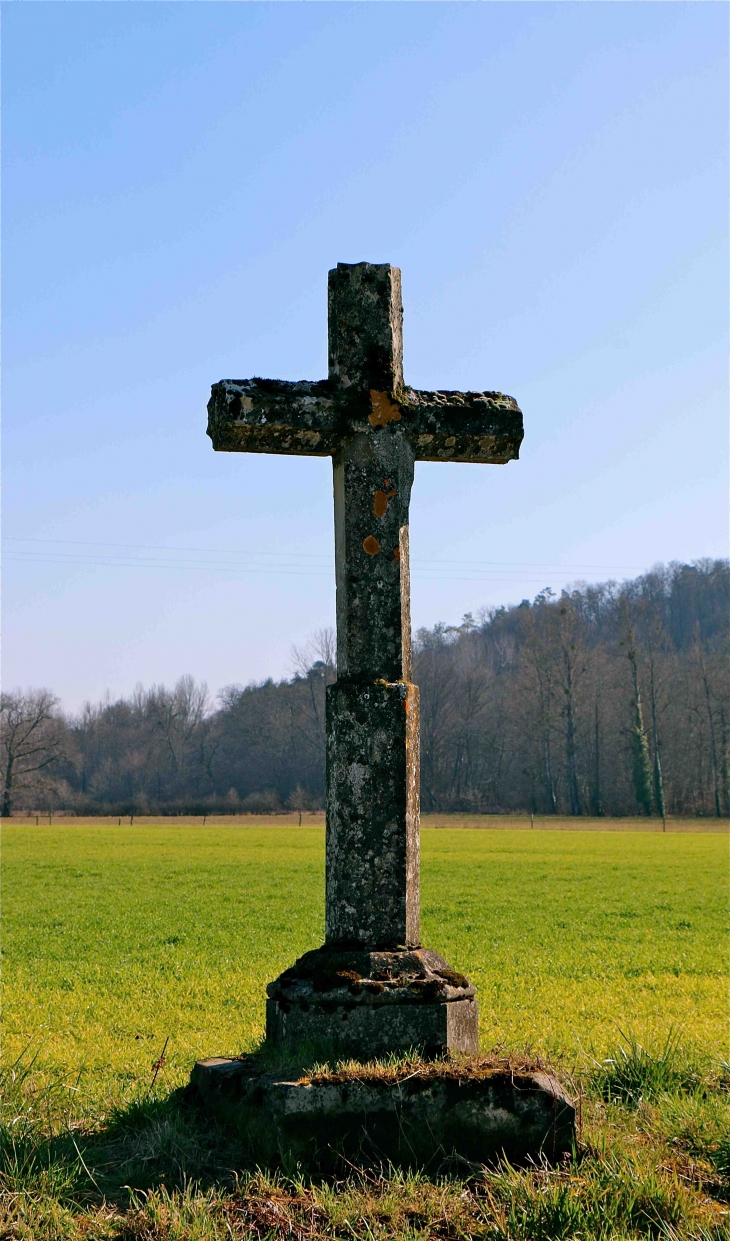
[191,1054,575,1173]
[266,946,478,1059]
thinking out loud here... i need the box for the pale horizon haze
[3,2,728,714]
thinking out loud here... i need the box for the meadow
[2,820,728,1239]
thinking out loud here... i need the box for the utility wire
[3,553,643,585]
[3,536,646,575]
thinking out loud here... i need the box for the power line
[3,553,641,586]
[2,536,647,575]
[3,536,330,561]
[4,554,331,578]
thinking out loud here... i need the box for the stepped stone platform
[191,1053,576,1173]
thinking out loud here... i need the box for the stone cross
[208,263,523,1055]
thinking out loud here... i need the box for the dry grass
[298,1049,555,1087]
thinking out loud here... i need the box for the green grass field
[2,821,728,1239]
[4,822,726,1078]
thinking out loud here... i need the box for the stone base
[266,992,477,1060]
[265,945,478,1058]
[191,1055,575,1172]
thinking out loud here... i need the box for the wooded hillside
[3,559,727,818]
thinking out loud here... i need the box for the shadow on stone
[190,1049,576,1175]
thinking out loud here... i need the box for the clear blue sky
[4,2,728,712]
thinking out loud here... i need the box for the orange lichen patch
[369,391,402,427]
[373,490,389,517]
[363,535,381,556]
[373,485,396,518]
[393,546,401,561]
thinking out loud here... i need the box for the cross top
[208,262,523,687]
[328,262,403,393]
[209,261,521,465]
[208,263,522,969]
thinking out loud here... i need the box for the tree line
[2,559,727,818]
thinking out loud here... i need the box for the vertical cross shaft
[325,264,419,949]
[206,259,522,1055]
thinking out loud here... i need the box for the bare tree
[290,628,336,749]
[287,784,310,824]
[644,625,668,822]
[143,676,209,779]
[556,596,589,816]
[1,690,64,816]
[719,706,730,817]
[520,602,559,813]
[692,625,724,818]
[620,607,655,817]
[291,628,337,679]
[414,624,461,811]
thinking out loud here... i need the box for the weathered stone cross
[208,262,523,1056]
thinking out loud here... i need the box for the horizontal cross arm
[401,389,523,463]
[207,378,341,455]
